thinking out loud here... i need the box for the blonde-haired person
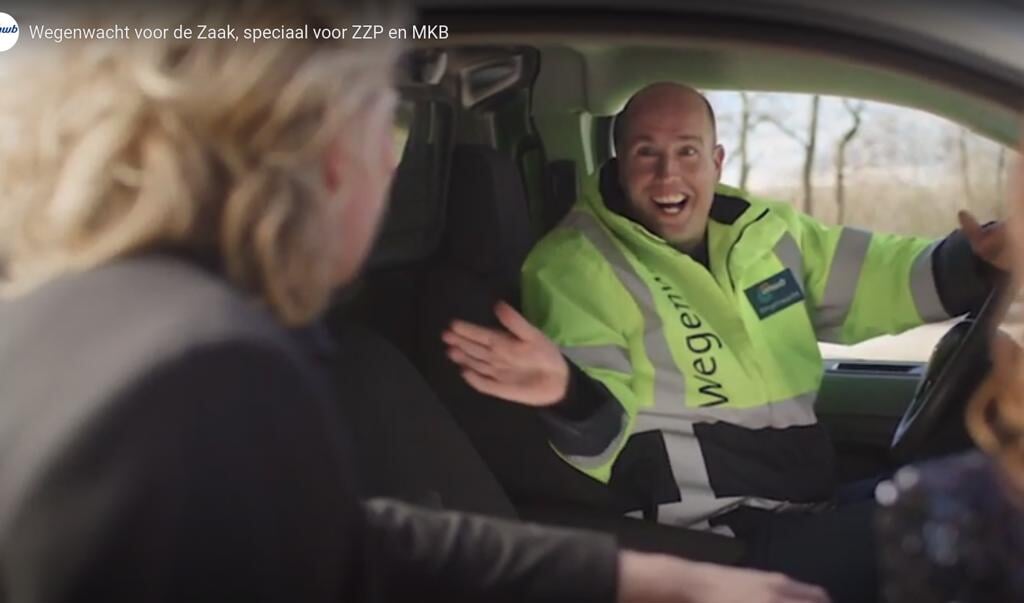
[876,143,1024,602]
[0,2,830,602]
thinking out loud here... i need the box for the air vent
[831,362,921,374]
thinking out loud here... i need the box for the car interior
[320,13,1023,563]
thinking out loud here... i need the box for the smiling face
[615,84,724,253]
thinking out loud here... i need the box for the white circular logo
[0,13,18,52]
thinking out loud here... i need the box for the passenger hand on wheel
[617,551,831,603]
[442,301,569,406]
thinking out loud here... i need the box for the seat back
[328,322,517,518]
[418,145,628,510]
[325,98,452,363]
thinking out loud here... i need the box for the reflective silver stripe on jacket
[636,391,817,432]
[562,344,632,374]
[773,233,806,293]
[549,211,687,469]
[565,210,818,426]
[632,392,819,527]
[548,401,630,471]
[562,211,687,413]
[814,227,872,342]
[553,211,820,522]
[555,343,634,469]
[909,240,949,322]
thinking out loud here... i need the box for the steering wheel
[890,278,1007,461]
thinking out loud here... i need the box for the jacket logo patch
[745,269,804,319]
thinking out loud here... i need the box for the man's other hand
[442,302,570,406]
[960,210,1011,271]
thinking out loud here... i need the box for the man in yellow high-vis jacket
[443,83,1009,603]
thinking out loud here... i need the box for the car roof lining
[422,13,1024,146]
[535,39,1019,146]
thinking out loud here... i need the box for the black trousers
[719,498,879,603]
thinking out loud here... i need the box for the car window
[705,91,1016,362]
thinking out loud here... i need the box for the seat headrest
[442,145,534,287]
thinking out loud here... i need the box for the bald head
[611,82,725,254]
[613,83,717,153]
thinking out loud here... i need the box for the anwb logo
[0,13,18,52]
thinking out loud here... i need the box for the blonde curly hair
[0,0,402,325]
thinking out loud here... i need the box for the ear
[712,144,725,181]
[323,139,345,193]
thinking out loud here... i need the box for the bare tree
[834,99,866,225]
[957,127,977,205]
[736,92,763,190]
[765,95,820,216]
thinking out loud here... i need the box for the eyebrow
[631,134,704,144]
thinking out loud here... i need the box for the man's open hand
[442,302,569,406]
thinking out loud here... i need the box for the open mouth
[651,194,690,215]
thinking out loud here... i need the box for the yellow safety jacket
[522,169,949,527]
